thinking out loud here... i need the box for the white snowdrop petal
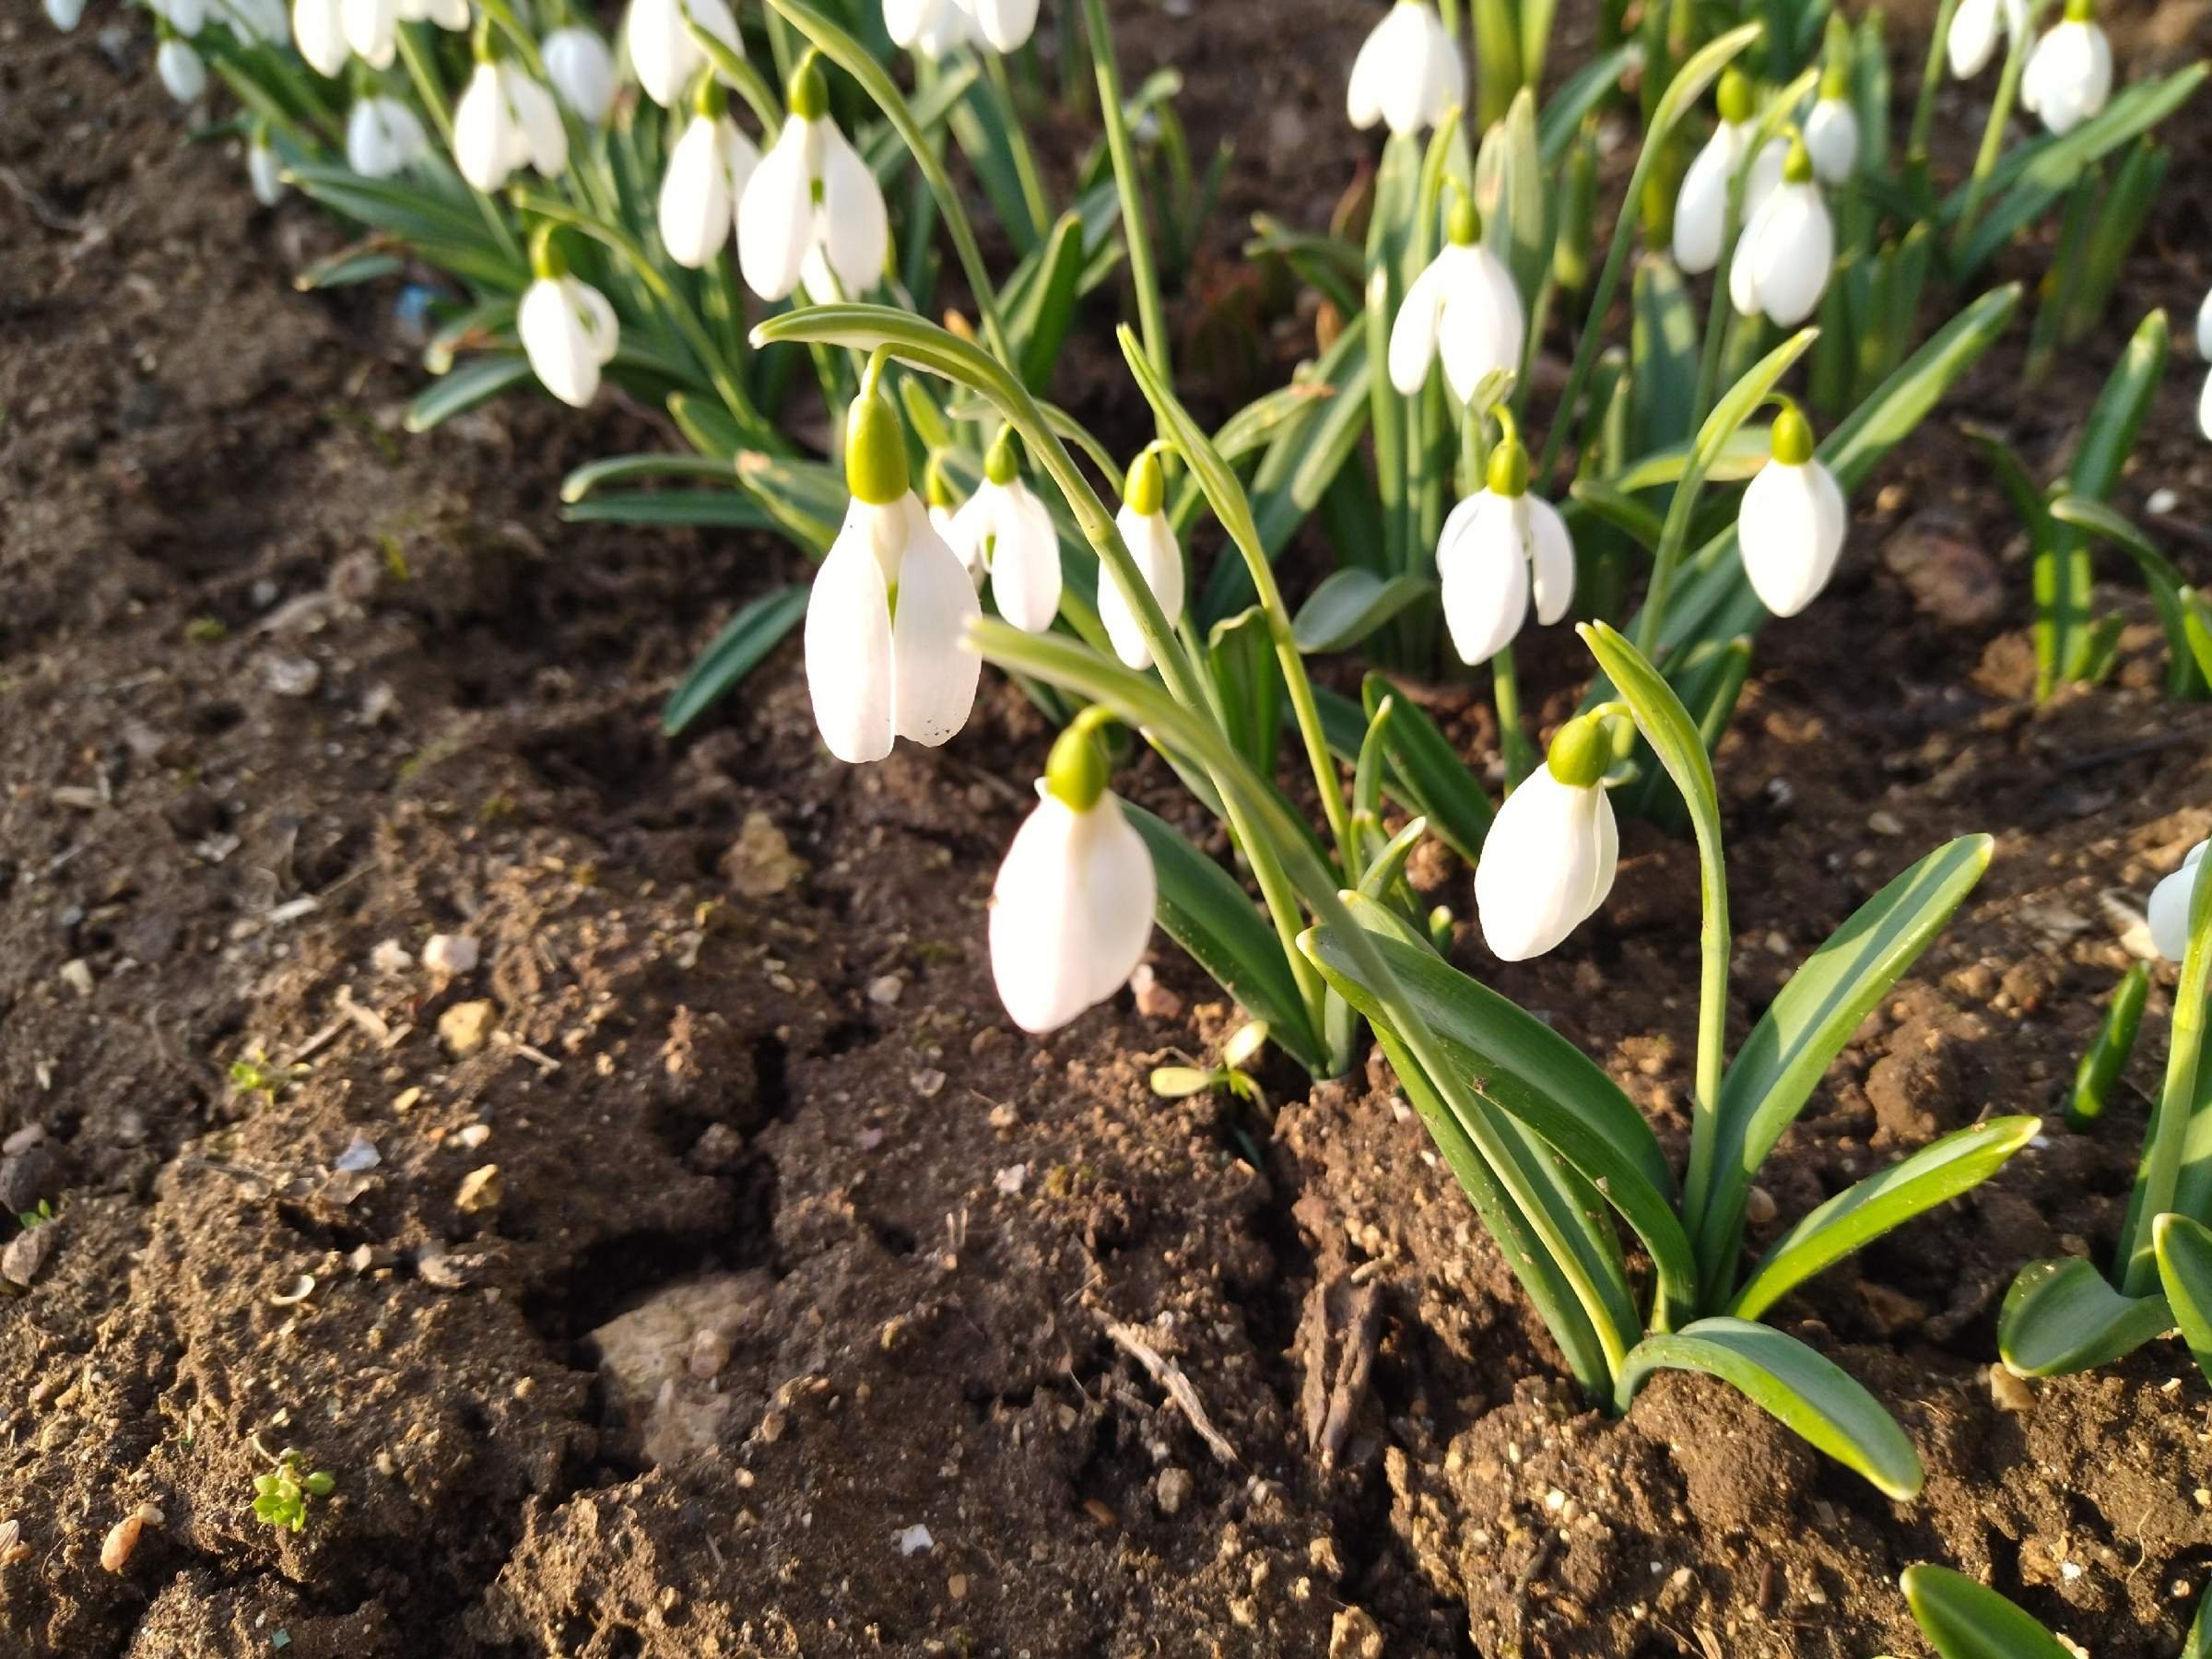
[1101,505,1182,669]
[1345,16,1391,129]
[1437,244,1526,405]
[158,39,206,102]
[518,277,614,408]
[575,279,620,367]
[45,0,88,31]
[720,124,762,208]
[1744,182,1833,326]
[340,0,396,68]
[453,64,510,191]
[989,483,1064,635]
[1804,99,1859,184]
[990,795,1157,1032]
[1947,0,2001,76]
[660,115,735,269]
[1476,769,1612,961]
[1738,459,1846,618]
[1387,257,1451,396]
[1744,136,1787,221]
[818,125,890,294]
[1527,496,1576,626]
[889,500,984,748]
[968,0,1039,52]
[1437,491,1530,665]
[248,140,284,205]
[1672,123,1742,274]
[737,123,818,301]
[627,0,707,108]
[509,71,569,180]
[2196,286,2212,360]
[543,28,618,125]
[805,504,899,764]
[2199,366,2212,443]
[2148,843,2209,961]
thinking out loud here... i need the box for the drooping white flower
[213,0,288,44]
[400,0,468,28]
[2020,4,2113,135]
[990,722,1157,1034]
[1347,0,1463,136]
[1803,95,1859,184]
[248,136,285,205]
[517,235,619,408]
[657,90,761,269]
[804,385,983,764]
[1475,715,1619,961]
[963,0,1038,52]
[2196,284,2212,359]
[1728,136,1833,327]
[1099,450,1185,671]
[347,95,429,178]
[885,0,976,54]
[1389,198,1525,406]
[1947,0,2029,78]
[147,0,206,34]
[453,55,569,192]
[157,37,207,102]
[292,0,347,76]
[542,25,618,124]
[1434,431,1573,666]
[44,0,87,31]
[2149,841,2208,961]
[2199,368,2212,443]
[737,55,888,300]
[1737,403,1847,618]
[1673,70,1757,275]
[625,0,739,109]
[340,0,398,68]
[946,432,1063,633]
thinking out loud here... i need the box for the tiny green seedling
[1150,1021,1272,1112]
[229,1049,306,1104]
[251,1449,335,1534]
[16,1199,55,1230]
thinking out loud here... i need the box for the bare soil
[3,3,2210,1655]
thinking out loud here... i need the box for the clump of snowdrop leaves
[946,429,1064,634]
[1435,415,1573,667]
[1390,194,1526,406]
[989,711,1157,1034]
[626,0,739,111]
[541,24,618,125]
[2148,841,2207,960]
[1347,0,1463,137]
[1475,712,1619,961]
[737,53,890,302]
[658,75,760,271]
[803,366,982,764]
[1737,399,1847,618]
[516,228,618,409]
[1947,0,2027,77]
[2021,0,2114,135]
[347,94,429,180]
[1099,448,1185,671]
[1728,135,1833,328]
[453,31,569,194]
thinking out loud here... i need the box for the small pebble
[453,1164,503,1215]
[1156,1466,1194,1516]
[100,1504,161,1574]
[897,1524,934,1556]
[455,1124,491,1150]
[59,959,94,998]
[438,1000,498,1057]
[371,939,413,974]
[1,1227,54,1288]
[866,974,904,1006]
[1988,1362,2036,1414]
[333,1133,382,1174]
[421,935,480,976]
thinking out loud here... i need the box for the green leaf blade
[1900,1564,2076,1659]
[662,587,809,735]
[1996,1256,2173,1377]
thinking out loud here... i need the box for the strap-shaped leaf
[1900,1565,2074,1659]
[2154,1213,2212,1391]
[1302,912,1696,1327]
[1629,254,1699,458]
[1475,88,1548,305]
[1996,1257,2173,1377]
[1208,606,1283,780]
[1003,210,1087,392]
[1124,804,1328,1077]
[561,453,736,502]
[734,452,845,554]
[1701,834,1994,1290]
[404,355,533,434]
[1292,571,1439,653]
[1361,674,1494,864]
[2049,494,2201,699]
[2190,1573,2212,1659]
[1615,1318,1924,1499]
[1607,425,1771,493]
[1537,41,1642,164]
[1729,1117,2039,1321]
[1568,480,1664,553]
[662,587,808,735]
[562,489,774,528]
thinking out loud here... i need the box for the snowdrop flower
[347,95,429,178]
[158,37,207,102]
[542,25,618,124]
[1737,401,1847,618]
[1347,0,1463,136]
[626,0,739,109]
[44,0,87,29]
[658,77,760,269]
[1803,59,1860,184]
[1673,70,1757,275]
[946,429,1063,633]
[2199,368,2212,444]
[989,712,1157,1034]
[292,0,347,76]
[213,0,289,44]
[886,0,976,54]
[804,377,983,764]
[738,54,889,301]
[2149,841,2208,961]
[923,458,971,575]
[1389,195,1525,405]
[1100,449,1185,671]
[2020,0,2113,135]
[453,43,568,192]
[148,0,206,32]
[1435,422,1572,666]
[341,0,399,67]
[1476,712,1619,961]
[247,133,285,206]
[517,229,619,408]
[963,0,1038,51]
[2197,284,2212,359]
[1948,0,2028,78]
[1729,135,1833,327]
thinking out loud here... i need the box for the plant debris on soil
[4,2,2212,1655]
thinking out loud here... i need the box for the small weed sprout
[16,1200,54,1230]
[1150,1021,1272,1112]
[251,1449,335,1534]
[228,1049,306,1104]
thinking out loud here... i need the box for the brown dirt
[4,2,2212,1656]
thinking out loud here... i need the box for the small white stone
[456,1124,491,1150]
[994,1165,1028,1196]
[334,1133,382,1173]
[2148,488,2180,515]
[59,959,94,998]
[866,974,904,1006]
[422,935,480,976]
[897,1524,934,1556]
[371,939,413,974]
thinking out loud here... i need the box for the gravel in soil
[4,3,2212,1655]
